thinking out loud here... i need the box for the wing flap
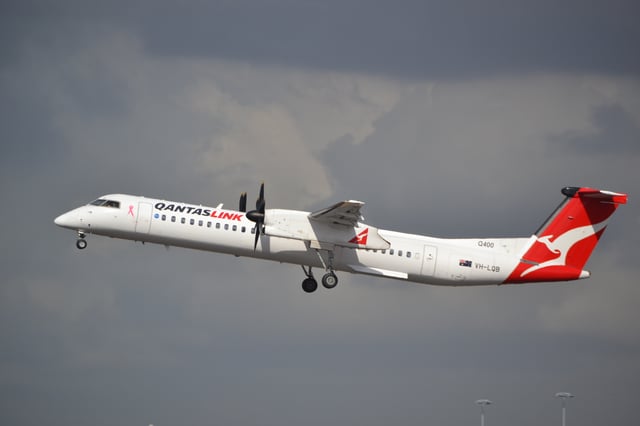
[309,200,364,227]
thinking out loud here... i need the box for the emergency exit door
[421,245,438,276]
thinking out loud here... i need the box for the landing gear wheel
[76,239,87,250]
[321,272,338,289]
[302,278,318,293]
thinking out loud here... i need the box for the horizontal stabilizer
[562,187,627,204]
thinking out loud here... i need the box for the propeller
[239,192,247,213]
[245,183,266,250]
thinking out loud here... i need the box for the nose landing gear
[76,232,87,250]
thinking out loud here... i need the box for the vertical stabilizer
[504,187,627,283]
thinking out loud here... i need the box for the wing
[308,200,365,226]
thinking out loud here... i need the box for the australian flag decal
[459,259,472,268]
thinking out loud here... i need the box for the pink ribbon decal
[128,205,135,217]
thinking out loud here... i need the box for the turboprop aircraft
[54,185,627,293]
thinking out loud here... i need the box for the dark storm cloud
[125,0,640,79]
[3,0,640,79]
[552,104,640,155]
[0,59,68,169]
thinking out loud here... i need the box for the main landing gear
[76,231,87,249]
[300,248,339,293]
[300,266,339,293]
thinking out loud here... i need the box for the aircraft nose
[54,211,77,229]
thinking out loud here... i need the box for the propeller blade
[253,224,260,250]
[256,182,265,210]
[239,192,247,212]
[246,182,266,251]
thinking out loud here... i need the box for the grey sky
[1,1,639,426]
[3,0,640,78]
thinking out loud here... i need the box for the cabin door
[135,202,153,233]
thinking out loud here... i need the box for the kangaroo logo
[349,228,369,245]
[520,219,609,277]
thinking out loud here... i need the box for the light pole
[555,392,575,426]
[475,399,492,426]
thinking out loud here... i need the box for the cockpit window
[89,199,120,208]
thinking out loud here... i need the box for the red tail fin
[505,187,627,283]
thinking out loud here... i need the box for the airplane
[54,184,627,293]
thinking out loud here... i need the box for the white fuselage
[54,194,530,287]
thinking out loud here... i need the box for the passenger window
[398,250,403,257]
[224,224,229,230]
[389,249,394,255]
[241,226,246,233]
[161,215,166,221]
[190,218,195,225]
[171,216,176,223]
[232,225,237,231]
[198,220,203,227]
[207,222,212,228]
[181,218,186,224]
[382,250,386,254]
[251,227,255,234]
[216,223,221,229]
[407,251,412,258]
